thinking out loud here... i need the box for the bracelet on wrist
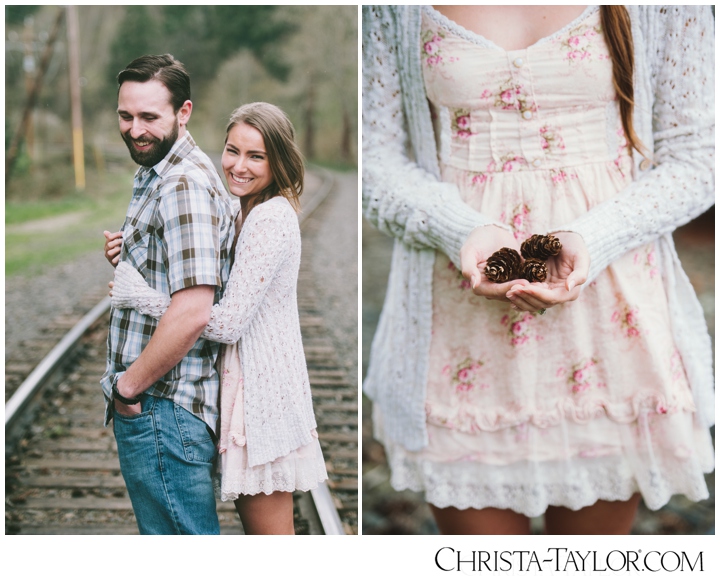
[112,380,141,405]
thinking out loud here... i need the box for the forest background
[5,5,357,275]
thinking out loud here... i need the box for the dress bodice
[421,6,628,175]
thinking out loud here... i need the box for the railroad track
[5,169,357,535]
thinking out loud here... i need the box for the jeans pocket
[112,394,154,421]
[173,404,216,463]
[113,398,158,491]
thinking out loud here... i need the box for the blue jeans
[113,395,220,535]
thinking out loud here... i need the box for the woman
[110,102,328,534]
[363,5,714,534]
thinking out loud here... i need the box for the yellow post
[67,6,85,190]
[72,126,85,190]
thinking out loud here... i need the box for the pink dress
[375,6,713,515]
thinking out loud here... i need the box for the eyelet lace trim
[383,437,713,516]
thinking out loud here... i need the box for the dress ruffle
[425,391,697,434]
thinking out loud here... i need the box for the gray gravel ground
[303,172,359,386]
[5,250,116,366]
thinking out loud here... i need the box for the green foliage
[5,5,357,200]
[5,116,32,177]
[208,6,296,81]
[6,197,92,225]
[5,5,40,25]
[107,6,159,89]
[11,149,32,178]
[5,168,134,276]
[107,6,295,93]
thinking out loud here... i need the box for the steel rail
[5,296,111,427]
[311,482,346,535]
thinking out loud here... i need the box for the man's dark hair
[117,54,190,112]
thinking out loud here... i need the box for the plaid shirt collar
[137,131,197,181]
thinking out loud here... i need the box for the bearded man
[100,54,235,534]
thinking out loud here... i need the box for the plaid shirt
[101,132,235,432]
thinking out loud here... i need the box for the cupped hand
[460,225,530,302]
[103,230,123,267]
[505,231,590,311]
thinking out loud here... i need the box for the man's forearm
[116,285,215,398]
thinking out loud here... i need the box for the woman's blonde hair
[226,102,304,214]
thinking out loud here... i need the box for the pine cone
[521,258,547,282]
[521,234,562,260]
[485,247,522,283]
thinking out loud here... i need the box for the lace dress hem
[215,437,328,500]
[376,405,713,516]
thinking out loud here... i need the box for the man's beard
[121,118,179,167]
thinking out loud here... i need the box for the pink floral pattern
[442,357,486,395]
[487,154,527,174]
[500,203,531,241]
[549,169,574,184]
[611,126,633,177]
[633,244,659,279]
[451,108,473,139]
[556,358,605,394]
[559,22,607,62]
[421,28,458,68]
[501,311,542,347]
[469,171,491,185]
[494,78,536,114]
[539,125,565,155]
[611,301,641,338]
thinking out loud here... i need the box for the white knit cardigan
[112,196,317,467]
[362,5,715,452]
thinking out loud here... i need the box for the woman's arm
[111,201,295,344]
[362,6,511,269]
[554,5,714,284]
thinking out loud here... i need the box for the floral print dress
[374,6,713,515]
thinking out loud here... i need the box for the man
[100,54,235,535]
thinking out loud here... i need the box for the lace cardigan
[111,196,317,467]
[362,5,715,451]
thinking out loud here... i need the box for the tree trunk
[6,9,64,186]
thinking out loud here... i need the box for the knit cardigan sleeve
[110,199,296,344]
[556,5,715,283]
[362,5,508,267]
